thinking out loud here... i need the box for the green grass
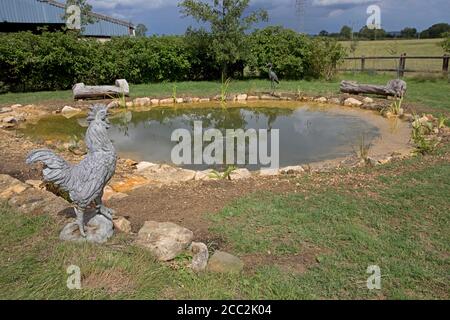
[1,73,449,114]
[341,38,446,72]
[2,145,449,299]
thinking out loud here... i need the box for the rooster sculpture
[26,104,117,237]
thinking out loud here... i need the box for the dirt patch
[109,177,296,242]
[242,242,325,275]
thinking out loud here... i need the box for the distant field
[340,39,446,73]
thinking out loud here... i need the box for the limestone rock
[190,242,209,272]
[236,94,248,101]
[175,98,184,104]
[113,216,132,234]
[192,97,200,103]
[199,98,210,103]
[1,107,12,113]
[136,221,194,261]
[110,176,150,193]
[194,169,215,181]
[150,99,160,105]
[344,98,363,107]
[60,215,114,244]
[61,106,81,117]
[259,168,279,176]
[2,116,17,123]
[136,161,159,172]
[126,101,134,108]
[133,97,151,107]
[363,97,374,104]
[25,180,44,190]
[229,168,251,180]
[138,164,196,184]
[247,96,259,101]
[314,97,327,103]
[107,101,120,109]
[329,98,341,105]
[160,98,174,105]
[10,104,22,109]
[207,251,244,274]
[261,95,279,100]
[280,166,305,175]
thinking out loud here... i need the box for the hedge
[0,29,346,93]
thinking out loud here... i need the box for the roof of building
[0,0,134,37]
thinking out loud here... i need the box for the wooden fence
[339,54,450,76]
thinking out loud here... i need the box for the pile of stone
[136,221,243,273]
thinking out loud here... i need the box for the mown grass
[0,73,449,114]
[1,145,449,299]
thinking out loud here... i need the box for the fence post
[399,53,406,77]
[443,54,449,75]
[361,55,366,72]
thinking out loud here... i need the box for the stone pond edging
[1,92,447,196]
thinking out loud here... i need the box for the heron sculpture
[266,63,279,94]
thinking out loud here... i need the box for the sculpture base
[60,214,114,244]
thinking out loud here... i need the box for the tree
[441,32,450,53]
[135,24,148,37]
[359,26,386,40]
[400,27,417,39]
[319,30,329,37]
[179,0,268,77]
[420,23,450,39]
[340,25,352,40]
[62,0,97,30]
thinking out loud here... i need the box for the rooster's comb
[87,104,109,122]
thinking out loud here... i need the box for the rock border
[1,92,447,195]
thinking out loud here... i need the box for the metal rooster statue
[27,104,117,240]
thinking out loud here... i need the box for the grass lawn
[340,38,446,72]
[0,73,449,114]
[1,145,449,299]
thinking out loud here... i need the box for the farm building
[0,0,135,38]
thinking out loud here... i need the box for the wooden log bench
[340,79,407,97]
[73,79,129,100]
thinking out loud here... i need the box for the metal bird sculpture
[26,104,117,237]
[267,63,280,94]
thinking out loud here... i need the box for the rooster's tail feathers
[26,149,71,185]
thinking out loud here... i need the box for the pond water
[22,104,382,170]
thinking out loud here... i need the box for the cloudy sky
[89,0,449,35]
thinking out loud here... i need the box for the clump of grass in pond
[209,165,237,181]
[412,114,439,155]
[107,91,127,109]
[172,84,178,103]
[383,96,404,117]
[354,133,372,165]
[220,75,232,104]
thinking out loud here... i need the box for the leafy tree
[319,30,329,37]
[420,23,450,39]
[178,0,268,77]
[359,26,386,40]
[400,27,417,39]
[441,32,450,53]
[62,0,97,30]
[340,25,352,40]
[135,24,148,37]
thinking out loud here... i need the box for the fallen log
[73,79,129,100]
[340,79,407,97]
